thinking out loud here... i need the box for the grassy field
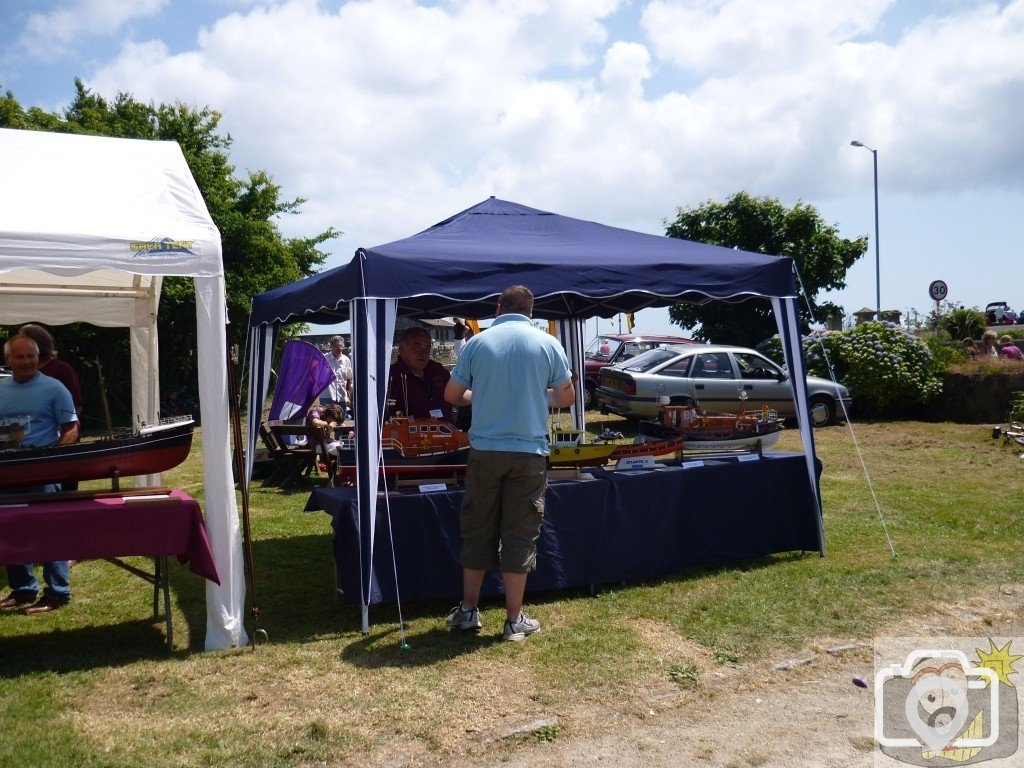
[1,418,1022,766]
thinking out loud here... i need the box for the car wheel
[583,383,595,410]
[808,396,836,427]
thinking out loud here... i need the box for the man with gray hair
[322,335,353,414]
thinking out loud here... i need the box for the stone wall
[918,370,1024,423]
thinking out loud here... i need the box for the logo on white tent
[129,237,196,257]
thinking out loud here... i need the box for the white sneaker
[503,612,541,641]
[445,604,482,631]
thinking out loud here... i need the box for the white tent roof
[0,128,246,650]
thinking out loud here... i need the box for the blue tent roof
[250,197,797,325]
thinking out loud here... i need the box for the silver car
[595,344,851,426]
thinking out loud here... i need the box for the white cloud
[18,0,168,58]
[641,0,891,75]
[80,0,1024,260]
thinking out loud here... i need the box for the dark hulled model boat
[0,417,195,489]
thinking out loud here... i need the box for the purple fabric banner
[268,340,334,421]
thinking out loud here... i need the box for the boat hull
[0,422,194,489]
[333,444,471,479]
[642,430,782,451]
[548,443,618,467]
[609,435,688,460]
[638,405,784,452]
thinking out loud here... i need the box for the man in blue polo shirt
[443,285,575,641]
[0,334,79,614]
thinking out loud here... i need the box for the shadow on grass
[0,521,818,677]
[339,624,505,668]
[0,617,194,678]
[0,559,214,677]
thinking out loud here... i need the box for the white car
[595,344,851,426]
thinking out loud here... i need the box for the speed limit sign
[928,280,948,302]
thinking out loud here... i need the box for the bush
[1009,391,1024,423]
[924,336,966,368]
[764,322,943,416]
[939,307,987,341]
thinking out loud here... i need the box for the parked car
[595,344,851,426]
[985,301,1019,326]
[583,333,695,408]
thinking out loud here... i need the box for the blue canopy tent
[246,197,823,631]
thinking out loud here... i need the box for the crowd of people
[964,331,1023,360]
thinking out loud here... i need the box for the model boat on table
[638,404,784,450]
[547,425,619,466]
[333,414,470,480]
[547,424,688,466]
[0,416,195,489]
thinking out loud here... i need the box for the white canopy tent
[0,128,246,650]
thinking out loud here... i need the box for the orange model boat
[639,404,784,450]
[608,434,688,461]
[333,414,471,480]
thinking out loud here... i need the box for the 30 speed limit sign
[928,280,948,302]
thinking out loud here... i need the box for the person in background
[386,327,456,423]
[998,334,1022,360]
[322,336,353,415]
[0,334,79,614]
[443,285,575,642]
[18,324,83,427]
[306,402,346,457]
[452,318,470,359]
[19,323,83,493]
[962,338,980,359]
[982,330,1000,358]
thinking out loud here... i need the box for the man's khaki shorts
[459,448,548,573]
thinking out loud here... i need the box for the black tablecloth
[306,452,822,604]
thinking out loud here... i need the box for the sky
[2,0,1022,339]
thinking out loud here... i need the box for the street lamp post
[850,140,880,320]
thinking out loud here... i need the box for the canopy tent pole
[773,296,825,555]
[351,297,397,633]
[228,341,266,648]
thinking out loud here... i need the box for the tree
[665,192,866,346]
[1,81,336,424]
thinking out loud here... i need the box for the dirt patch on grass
[407,583,1024,768]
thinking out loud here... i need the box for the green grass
[1,419,1021,766]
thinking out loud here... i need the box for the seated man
[386,327,456,423]
[0,334,79,614]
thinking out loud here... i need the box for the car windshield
[619,348,679,373]
[585,336,621,361]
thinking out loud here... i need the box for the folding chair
[268,422,336,488]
